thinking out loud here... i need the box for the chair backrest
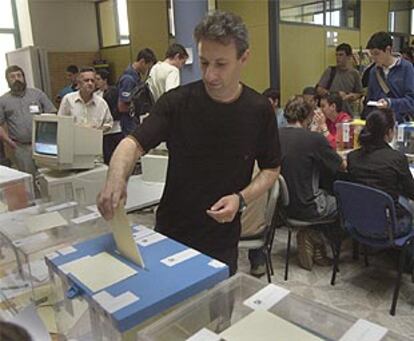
[333,181,398,240]
[277,174,289,207]
[264,179,280,227]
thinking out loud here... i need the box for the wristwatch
[236,192,247,213]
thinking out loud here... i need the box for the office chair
[277,175,337,281]
[333,180,414,316]
[239,179,280,283]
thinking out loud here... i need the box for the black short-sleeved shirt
[130,80,280,252]
[279,127,342,220]
[347,143,414,216]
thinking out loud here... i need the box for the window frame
[279,0,360,30]
[96,0,130,49]
[0,0,21,48]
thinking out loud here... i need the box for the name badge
[29,104,40,114]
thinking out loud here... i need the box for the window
[389,0,411,34]
[98,0,130,48]
[280,0,360,29]
[0,0,20,94]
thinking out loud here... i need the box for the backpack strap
[326,66,337,91]
[375,67,391,95]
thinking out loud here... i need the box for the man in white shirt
[147,44,189,102]
[58,67,113,132]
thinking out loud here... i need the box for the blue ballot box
[45,225,229,341]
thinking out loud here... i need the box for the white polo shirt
[57,91,113,133]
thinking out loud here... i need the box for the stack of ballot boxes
[0,200,109,314]
[46,226,228,341]
[136,273,409,341]
[0,165,35,213]
[395,122,414,156]
[336,119,365,151]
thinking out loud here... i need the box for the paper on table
[25,211,68,234]
[110,203,145,267]
[367,100,380,107]
[219,310,323,341]
[60,252,137,293]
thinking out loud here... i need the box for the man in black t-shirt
[97,11,281,275]
[279,95,344,270]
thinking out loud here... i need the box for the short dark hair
[194,11,249,59]
[336,43,352,56]
[66,65,79,74]
[165,43,188,59]
[262,88,280,103]
[284,95,313,123]
[136,48,157,64]
[359,109,395,150]
[79,66,96,74]
[96,69,110,81]
[302,86,316,96]
[366,31,393,51]
[320,92,343,112]
[5,65,25,81]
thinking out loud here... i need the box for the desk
[125,175,164,212]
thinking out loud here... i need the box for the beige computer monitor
[32,114,103,170]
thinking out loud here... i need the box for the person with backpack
[316,43,363,116]
[117,48,157,135]
[96,69,123,164]
[364,32,414,123]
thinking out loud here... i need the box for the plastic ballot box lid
[45,226,229,333]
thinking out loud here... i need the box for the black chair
[333,180,414,316]
[277,175,337,280]
[239,180,280,283]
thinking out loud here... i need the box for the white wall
[16,0,34,47]
[29,0,99,52]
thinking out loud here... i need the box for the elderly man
[98,11,280,275]
[0,65,56,177]
[58,67,113,132]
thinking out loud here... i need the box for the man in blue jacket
[365,31,414,122]
[117,48,157,135]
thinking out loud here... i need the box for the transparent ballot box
[336,119,365,151]
[46,230,229,341]
[0,165,35,212]
[0,201,109,312]
[136,274,409,341]
[396,122,414,156]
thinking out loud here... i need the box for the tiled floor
[131,212,414,339]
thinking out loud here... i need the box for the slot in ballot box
[136,274,409,341]
[0,201,109,313]
[46,227,229,341]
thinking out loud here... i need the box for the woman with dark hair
[347,108,414,238]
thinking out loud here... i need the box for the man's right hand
[97,178,127,220]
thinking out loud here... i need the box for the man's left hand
[206,194,239,224]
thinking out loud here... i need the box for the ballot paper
[219,310,323,341]
[25,211,68,234]
[110,203,145,268]
[59,252,137,293]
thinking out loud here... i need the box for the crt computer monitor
[32,114,103,170]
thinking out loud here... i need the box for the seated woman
[279,95,345,270]
[347,108,414,238]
